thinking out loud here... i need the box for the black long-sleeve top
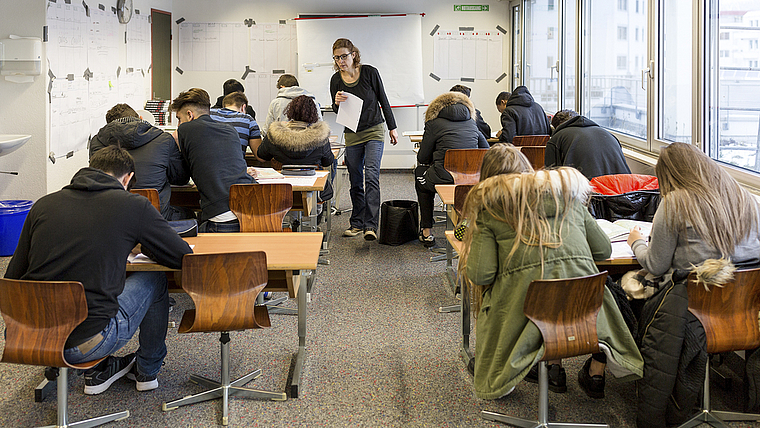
[330,64,397,134]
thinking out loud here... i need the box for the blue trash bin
[0,200,33,256]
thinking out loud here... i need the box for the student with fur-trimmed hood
[258,95,334,201]
[415,91,489,247]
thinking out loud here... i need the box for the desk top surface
[444,231,639,267]
[435,184,456,205]
[172,174,327,192]
[127,232,323,272]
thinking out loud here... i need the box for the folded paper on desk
[596,219,652,242]
[248,167,284,179]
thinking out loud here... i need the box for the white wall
[171,0,511,168]
[0,1,47,201]
[0,0,172,201]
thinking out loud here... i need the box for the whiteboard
[295,14,425,109]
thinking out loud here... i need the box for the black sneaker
[126,363,159,391]
[524,363,567,393]
[84,353,135,395]
[578,357,605,399]
[419,232,436,248]
[363,229,377,241]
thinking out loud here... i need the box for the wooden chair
[0,279,130,427]
[482,271,610,428]
[162,252,286,426]
[512,135,550,147]
[453,184,473,220]
[519,146,546,171]
[229,183,293,232]
[443,148,489,184]
[678,268,760,427]
[130,188,160,212]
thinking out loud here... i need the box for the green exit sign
[454,5,490,12]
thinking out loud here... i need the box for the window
[720,32,729,40]
[617,55,628,69]
[548,56,555,69]
[584,1,647,140]
[636,0,639,13]
[720,50,730,58]
[548,0,554,11]
[661,0,692,144]
[636,27,639,41]
[618,26,628,40]
[548,26,555,40]
[524,0,559,114]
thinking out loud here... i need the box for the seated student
[614,143,760,425]
[210,92,262,155]
[89,103,191,221]
[415,91,488,247]
[212,78,256,119]
[258,95,334,202]
[450,84,491,140]
[171,88,254,232]
[262,74,322,139]
[460,167,643,400]
[4,146,192,395]
[497,86,551,144]
[544,109,631,179]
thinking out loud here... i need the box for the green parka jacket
[466,187,644,400]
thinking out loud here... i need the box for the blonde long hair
[459,167,591,313]
[656,142,759,257]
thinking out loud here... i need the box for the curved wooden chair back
[687,268,760,354]
[0,279,101,369]
[524,271,607,361]
[179,252,271,334]
[444,149,489,184]
[453,184,473,218]
[519,146,546,171]
[230,183,293,232]
[512,135,550,147]
[131,188,161,212]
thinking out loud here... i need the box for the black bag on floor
[378,200,419,246]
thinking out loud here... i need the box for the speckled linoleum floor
[0,170,758,427]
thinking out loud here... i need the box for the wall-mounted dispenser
[0,36,42,83]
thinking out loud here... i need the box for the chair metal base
[481,362,608,428]
[678,360,760,427]
[40,367,130,428]
[438,304,461,313]
[163,333,286,426]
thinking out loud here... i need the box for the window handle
[641,60,654,90]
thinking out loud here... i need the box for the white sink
[0,134,31,157]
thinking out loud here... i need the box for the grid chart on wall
[177,22,297,118]
[433,30,504,80]
[46,0,151,157]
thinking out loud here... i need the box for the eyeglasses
[332,53,352,62]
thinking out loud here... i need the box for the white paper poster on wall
[46,1,88,79]
[178,22,296,73]
[295,14,425,109]
[126,13,151,72]
[50,78,90,156]
[433,30,503,80]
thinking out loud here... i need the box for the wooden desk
[171,174,327,219]
[127,232,322,398]
[406,133,498,145]
[435,185,458,292]
[444,230,641,369]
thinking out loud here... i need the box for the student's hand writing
[246,167,258,178]
[389,129,399,145]
[335,91,348,105]
[627,227,645,247]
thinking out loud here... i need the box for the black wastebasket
[378,200,419,246]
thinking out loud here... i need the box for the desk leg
[460,273,474,368]
[290,271,307,398]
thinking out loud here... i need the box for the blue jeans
[198,219,240,232]
[63,272,169,377]
[344,139,384,230]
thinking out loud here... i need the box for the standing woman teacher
[330,38,398,241]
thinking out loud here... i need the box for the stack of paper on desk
[248,167,284,179]
[596,219,652,242]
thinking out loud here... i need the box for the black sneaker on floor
[364,229,377,241]
[524,363,567,393]
[84,353,135,395]
[419,232,436,248]
[578,357,605,399]
[126,363,159,391]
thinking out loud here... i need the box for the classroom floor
[0,170,757,427]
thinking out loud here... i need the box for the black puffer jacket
[258,120,334,201]
[635,271,706,428]
[90,118,190,220]
[498,86,551,144]
[417,91,489,184]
